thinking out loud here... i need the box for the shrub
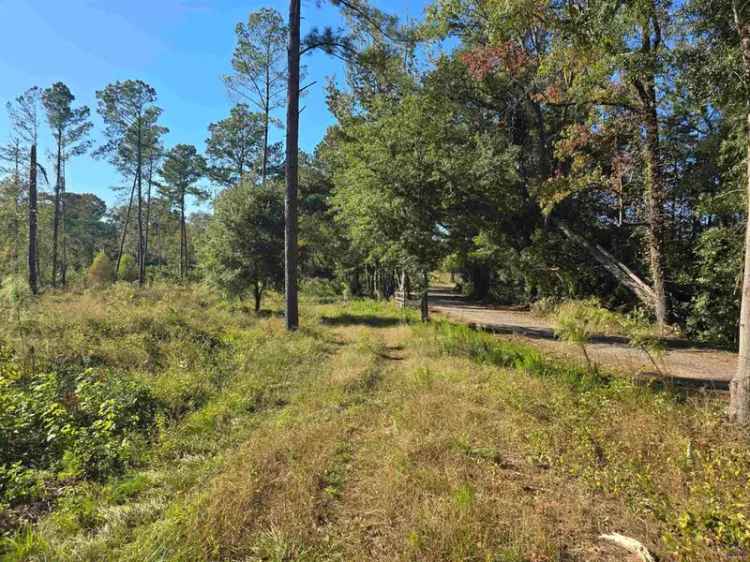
[0,462,45,508]
[685,227,742,348]
[618,308,665,373]
[0,275,32,322]
[117,255,138,283]
[530,296,560,317]
[0,342,160,499]
[300,277,345,301]
[553,299,665,373]
[87,252,114,287]
[553,299,618,370]
[59,370,158,479]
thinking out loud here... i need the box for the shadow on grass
[254,310,285,319]
[634,372,730,393]
[320,314,403,328]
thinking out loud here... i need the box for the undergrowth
[0,288,748,561]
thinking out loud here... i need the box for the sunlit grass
[1,286,748,561]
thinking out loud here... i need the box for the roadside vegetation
[3,1,750,559]
[1,286,748,561]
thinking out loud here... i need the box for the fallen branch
[599,533,656,562]
[554,221,657,310]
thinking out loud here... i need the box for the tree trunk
[13,143,20,275]
[730,1,750,423]
[60,169,67,287]
[156,216,162,272]
[143,155,154,281]
[284,0,301,331]
[179,192,186,280]
[28,144,38,295]
[642,98,668,329]
[115,174,138,281]
[470,263,490,300]
[375,268,383,300]
[400,270,408,309]
[555,221,657,308]
[731,124,750,423]
[51,132,62,288]
[136,124,145,286]
[350,267,361,296]
[420,270,430,322]
[61,234,67,287]
[262,63,271,185]
[254,280,262,313]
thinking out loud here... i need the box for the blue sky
[0,0,433,207]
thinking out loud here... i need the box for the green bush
[0,275,32,307]
[0,462,45,508]
[86,252,114,287]
[553,299,664,372]
[59,370,158,479]
[117,255,138,283]
[0,342,160,504]
[553,299,617,369]
[300,277,345,301]
[685,227,742,348]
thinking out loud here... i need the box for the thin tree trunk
[60,168,67,287]
[351,267,360,296]
[13,144,20,275]
[28,144,38,295]
[115,174,138,281]
[555,221,657,308]
[262,63,271,185]
[179,192,186,280]
[51,132,62,288]
[156,215,162,272]
[136,125,145,286]
[631,9,668,329]
[254,279,262,313]
[284,0,301,331]
[61,235,67,287]
[137,172,144,284]
[143,155,154,282]
[731,112,750,423]
[730,0,750,423]
[400,270,408,309]
[420,270,429,322]
[185,227,191,278]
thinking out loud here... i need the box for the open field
[1,286,750,561]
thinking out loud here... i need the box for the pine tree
[7,87,43,294]
[95,80,166,286]
[159,144,207,280]
[41,82,93,288]
[205,104,264,187]
[225,8,287,186]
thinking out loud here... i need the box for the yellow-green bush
[117,255,138,282]
[86,252,114,287]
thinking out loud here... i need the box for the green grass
[1,286,749,561]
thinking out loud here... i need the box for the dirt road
[429,288,736,389]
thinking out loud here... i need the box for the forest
[2,0,750,560]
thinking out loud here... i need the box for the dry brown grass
[168,313,686,561]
